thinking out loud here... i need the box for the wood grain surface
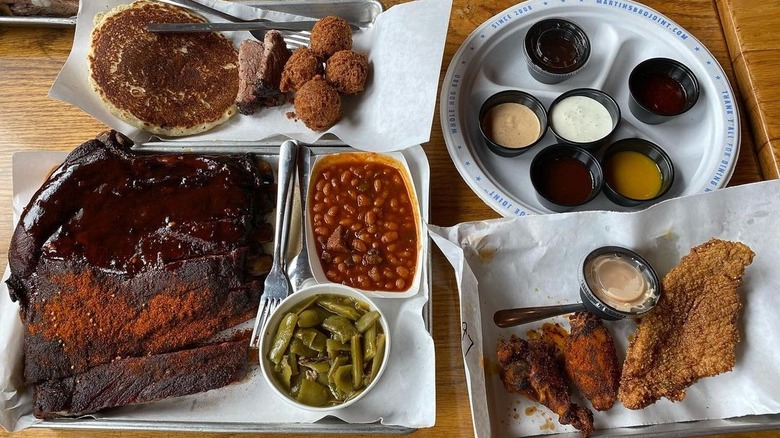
[717,0,780,179]
[0,0,776,437]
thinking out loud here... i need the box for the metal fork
[288,145,315,291]
[157,0,313,48]
[249,140,298,348]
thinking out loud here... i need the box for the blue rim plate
[440,0,740,216]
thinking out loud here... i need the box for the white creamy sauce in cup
[550,95,613,143]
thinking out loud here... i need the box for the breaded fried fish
[619,238,755,409]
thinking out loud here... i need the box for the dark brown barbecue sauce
[29,152,264,276]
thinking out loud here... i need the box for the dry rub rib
[619,238,755,409]
[33,340,248,418]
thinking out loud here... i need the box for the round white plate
[440,0,740,216]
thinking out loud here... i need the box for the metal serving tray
[27,143,433,434]
[0,0,383,28]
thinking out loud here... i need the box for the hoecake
[88,0,239,137]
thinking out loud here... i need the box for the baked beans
[309,154,419,292]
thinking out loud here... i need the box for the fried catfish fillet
[619,239,755,409]
[497,335,594,436]
[564,312,621,411]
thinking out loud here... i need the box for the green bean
[367,334,386,385]
[363,323,377,361]
[294,328,327,352]
[355,310,380,333]
[355,300,371,313]
[328,355,349,383]
[333,364,354,395]
[290,373,303,397]
[289,295,319,315]
[316,370,330,387]
[290,337,318,358]
[297,308,327,328]
[297,378,328,407]
[289,352,299,375]
[317,298,363,321]
[351,334,363,390]
[326,338,350,360]
[321,315,359,343]
[344,387,365,403]
[278,354,293,390]
[299,360,331,387]
[269,312,298,365]
[300,359,330,374]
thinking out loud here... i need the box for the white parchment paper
[0,146,434,432]
[49,0,452,151]
[430,180,780,437]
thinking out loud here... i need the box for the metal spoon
[493,303,586,328]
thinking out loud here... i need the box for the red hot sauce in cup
[634,73,687,116]
[535,155,593,205]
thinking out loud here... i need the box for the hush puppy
[294,76,342,131]
[325,50,369,95]
[310,16,352,60]
[280,47,323,93]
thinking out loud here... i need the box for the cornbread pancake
[88,1,239,137]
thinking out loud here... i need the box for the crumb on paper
[476,246,497,262]
[540,415,556,431]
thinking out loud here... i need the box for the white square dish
[305,151,424,298]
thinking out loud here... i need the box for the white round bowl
[258,283,391,411]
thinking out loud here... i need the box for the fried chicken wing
[564,312,621,411]
[619,238,755,409]
[497,335,594,436]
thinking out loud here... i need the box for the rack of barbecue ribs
[5,130,275,418]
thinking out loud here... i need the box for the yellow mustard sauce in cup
[604,150,663,200]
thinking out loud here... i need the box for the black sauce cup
[628,57,700,125]
[601,138,675,207]
[524,18,591,84]
[479,90,548,157]
[530,144,603,212]
[578,246,661,320]
[548,88,621,151]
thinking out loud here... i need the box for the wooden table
[717,0,780,179]
[0,0,776,437]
